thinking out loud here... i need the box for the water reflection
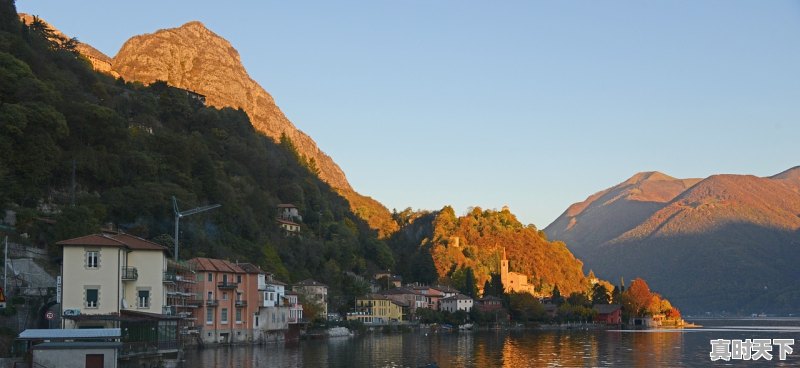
[183,318,800,367]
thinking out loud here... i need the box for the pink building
[189,258,254,344]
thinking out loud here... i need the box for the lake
[183,318,800,367]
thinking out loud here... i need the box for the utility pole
[172,196,221,261]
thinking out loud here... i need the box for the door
[85,354,104,368]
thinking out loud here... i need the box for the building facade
[57,233,169,329]
[189,258,253,344]
[440,294,474,313]
[347,294,403,324]
[293,279,328,319]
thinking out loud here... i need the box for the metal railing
[163,272,177,282]
[206,299,218,306]
[235,299,247,307]
[121,266,138,281]
[217,281,239,289]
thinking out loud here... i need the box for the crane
[173,196,221,261]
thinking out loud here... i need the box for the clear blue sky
[18,1,800,227]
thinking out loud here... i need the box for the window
[236,309,242,324]
[255,314,259,327]
[236,292,242,301]
[208,273,213,282]
[86,288,98,308]
[138,290,150,308]
[222,292,228,301]
[206,308,213,324]
[221,308,228,324]
[236,275,242,283]
[86,251,99,268]
[223,274,228,284]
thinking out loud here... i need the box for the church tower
[500,247,509,284]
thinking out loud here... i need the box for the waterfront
[183,318,800,367]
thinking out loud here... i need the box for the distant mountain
[545,167,800,314]
[20,15,397,236]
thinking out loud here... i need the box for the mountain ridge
[546,167,800,313]
[19,15,398,236]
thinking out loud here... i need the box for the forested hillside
[0,2,392,310]
[390,206,588,296]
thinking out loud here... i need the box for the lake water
[183,318,800,367]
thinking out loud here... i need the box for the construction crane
[172,196,221,261]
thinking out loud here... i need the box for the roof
[56,233,166,251]
[277,219,300,226]
[442,293,473,301]
[237,263,265,274]
[593,304,622,314]
[381,287,420,296]
[478,295,503,302]
[33,342,122,350]
[19,328,121,340]
[358,294,390,301]
[277,204,298,208]
[56,234,125,247]
[108,233,166,251]
[295,279,327,288]
[189,257,246,273]
[431,285,459,293]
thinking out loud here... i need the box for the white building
[440,293,473,313]
[57,232,169,329]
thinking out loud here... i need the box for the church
[500,248,537,295]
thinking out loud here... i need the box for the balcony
[186,299,203,306]
[206,299,218,307]
[217,281,239,289]
[235,300,247,307]
[163,272,177,283]
[121,267,138,281]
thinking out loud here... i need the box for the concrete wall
[34,347,117,368]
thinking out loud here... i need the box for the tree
[509,292,545,322]
[625,278,652,317]
[462,267,478,298]
[591,283,610,305]
[551,285,564,305]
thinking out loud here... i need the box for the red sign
[45,311,54,320]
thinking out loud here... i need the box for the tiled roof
[431,285,459,293]
[109,233,166,251]
[189,257,246,273]
[236,263,265,274]
[56,234,125,247]
[358,294,390,300]
[57,233,166,252]
[381,287,420,296]
[277,219,300,226]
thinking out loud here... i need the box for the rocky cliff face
[25,17,397,236]
[112,21,351,191]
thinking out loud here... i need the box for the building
[284,291,304,323]
[594,304,622,324]
[188,257,253,344]
[347,294,404,325]
[431,285,460,300]
[18,328,121,368]
[500,248,537,295]
[56,233,170,329]
[277,219,301,234]
[407,284,445,310]
[440,294,474,313]
[293,279,328,319]
[277,204,302,222]
[475,295,503,312]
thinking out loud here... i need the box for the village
[0,203,688,368]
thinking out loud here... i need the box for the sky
[17,1,800,227]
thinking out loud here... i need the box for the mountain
[545,171,701,257]
[20,15,397,237]
[545,168,800,314]
[2,5,392,315]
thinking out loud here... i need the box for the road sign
[45,311,54,320]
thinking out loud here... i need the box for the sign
[56,276,61,303]
[45,311,54,320]
[63,309,80,316]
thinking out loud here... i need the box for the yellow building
[500,248,537,295]
[347,294,404,325]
